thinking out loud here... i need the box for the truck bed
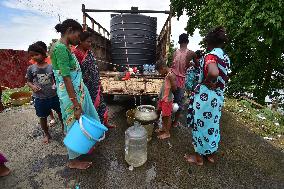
[100,72,163,96]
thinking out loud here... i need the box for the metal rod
[84,9,171,14]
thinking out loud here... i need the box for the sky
[0,0,202,50]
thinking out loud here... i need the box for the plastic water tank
[110,13,157,69]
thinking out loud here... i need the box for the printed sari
[187,48,230,155]
[72,48,108,125]
[52,43,100,159]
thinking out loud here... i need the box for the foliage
[1,86,31,105]
[225,98,284,137]
[170,0,284,105]
[167,40,177,67]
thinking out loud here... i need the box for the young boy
[26,42,63,144]
[155,60,177,140]
[29,41,56,126]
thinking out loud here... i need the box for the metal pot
[134,105,158,123]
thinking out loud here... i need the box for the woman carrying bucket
[51,19,101,170]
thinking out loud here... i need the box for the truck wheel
[104,94,114,104]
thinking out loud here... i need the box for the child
[26,42,63,144]
[29,41,56,126]
[155,60,177,139]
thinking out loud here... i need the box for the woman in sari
[72,31,113,128]
[51,19,100,170]
[185,26,230,165]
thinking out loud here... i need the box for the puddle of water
[145,164,157,183]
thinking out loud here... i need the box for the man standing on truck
[171,33,198,127]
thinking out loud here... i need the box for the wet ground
[0,97,283,189]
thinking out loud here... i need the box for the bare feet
[67,161,92,170]
[206,154,215,163]
[172,121,180,128]
[43,135,51,144]
[155,128,164,133]
[0,165,11,177]
[157,132,170,140]
[184,154,204,166]
[106,124,116,129]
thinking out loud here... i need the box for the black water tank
[110,14,157,69]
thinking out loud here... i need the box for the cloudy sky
[0,0,202,50]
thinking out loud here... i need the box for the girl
[185,26,230,165]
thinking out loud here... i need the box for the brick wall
[0,49,30,89]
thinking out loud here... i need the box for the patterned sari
[72,49,108,124]
[53,49,100,159]
[187,48,230,155]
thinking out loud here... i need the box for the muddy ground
[0,97,283,189]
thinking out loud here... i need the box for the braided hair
[204,26,228,47]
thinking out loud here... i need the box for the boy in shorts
[26,42,63,144]
[155,60,177,139]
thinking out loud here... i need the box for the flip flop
[155,128,164,133]
[184,154,203,166]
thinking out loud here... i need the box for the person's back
[172,48,190,78]
[171,33,197,127]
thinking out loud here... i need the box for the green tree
[171,0,284,105]
[48,39,58,54]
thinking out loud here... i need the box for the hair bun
[55,23,62,33]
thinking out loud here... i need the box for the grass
[224,98,284,137]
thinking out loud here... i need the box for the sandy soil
[0,99,283,188]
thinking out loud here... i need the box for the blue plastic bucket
[63,115,108,154]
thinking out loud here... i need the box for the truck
[81,4,172,101]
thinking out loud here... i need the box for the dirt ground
[0,98,283,189]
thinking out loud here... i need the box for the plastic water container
[172,103,179,113]
[64,115,108,154]
[143,64,149,75]
[125,121,147,167]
